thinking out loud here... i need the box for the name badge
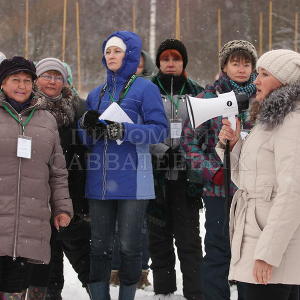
[170,119,182,139]
[17,136,32,159]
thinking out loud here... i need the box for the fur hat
[36,57,68,83]
[219,40,257,70]
[256,49,300,85]
[0,56,36,85]
[156,39,188,69]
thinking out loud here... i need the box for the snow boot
[88,282,110,300]
[27,286,47,300]
[109,270,120,287]
[0,290,26,300]
[118,283,136,300]
[137,269,152,290]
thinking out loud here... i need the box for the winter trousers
[240,283,299,300]
[29,217,90,290]
[148,175,203,300]
[201,196,231,300]
[0,256,33,293]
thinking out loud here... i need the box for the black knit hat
[0,56,37,85]
[156,39,188,69]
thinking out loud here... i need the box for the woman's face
[223,57,253,83]
[254,67,282,102]
[36,70,64,98]
[105,46,125,72]
[159,55,183,76]
[1,72,33,103]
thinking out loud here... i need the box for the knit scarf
[155,72,187,95]
[209,72,256,98]
[35,86,77,128]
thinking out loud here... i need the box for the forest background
[0,0,299,94]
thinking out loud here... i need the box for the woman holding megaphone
[182,40,258,300]
[217,50,300,300]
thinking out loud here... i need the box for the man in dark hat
[148,39,204,300]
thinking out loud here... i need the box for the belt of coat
[229,187,276,265]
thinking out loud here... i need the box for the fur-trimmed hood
[258,83,300,130]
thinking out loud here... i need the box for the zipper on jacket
[7,103,38,259]
[13,114,24,260]
[101,137,108,200]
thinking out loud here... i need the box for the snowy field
[62,210,238,300]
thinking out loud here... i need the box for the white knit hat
[256,49,300,84]
[104,36,126,54]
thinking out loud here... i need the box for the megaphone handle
[228,116,236,131]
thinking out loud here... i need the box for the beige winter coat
[0,92,73,264]
[216,84,300,284]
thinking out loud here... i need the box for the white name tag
[17,136,32,159]
[170,120,182,139]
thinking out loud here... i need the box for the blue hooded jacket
[79,31,168,200]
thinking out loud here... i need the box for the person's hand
[54,213,71,231]
[105,120,124,140]
[253,259,273,284]
[80,110,100,129]
[218,118,241,150]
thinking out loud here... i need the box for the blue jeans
[89,199,149,286]
[111,218,149,270]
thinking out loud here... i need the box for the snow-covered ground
[62,210,238,299]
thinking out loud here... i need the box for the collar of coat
[34,85,79,128]
[258,82,300,130]
[0,89,46,112]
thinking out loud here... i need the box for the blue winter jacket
[79,31,168,200]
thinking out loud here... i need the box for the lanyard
[3,103,36,133]
[97,74,137,110]
[157,78,186,111]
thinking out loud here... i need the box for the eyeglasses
[39,74,64,83]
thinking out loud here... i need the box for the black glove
[105,120,124,140]
[80,110,107,140]
[80,110,100,129]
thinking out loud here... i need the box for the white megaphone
[186,91,249,131]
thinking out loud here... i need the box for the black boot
[45,287,62,300]
[27,286,48,300]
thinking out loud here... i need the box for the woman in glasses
[0,56,72,299]
[27,58,90,300]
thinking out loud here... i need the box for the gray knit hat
[36,57,68,83]
[256,49,300,85]
[219,40,257,70]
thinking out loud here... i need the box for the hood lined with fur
[258,83,300,130]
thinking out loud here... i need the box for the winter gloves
[80,110,124,141]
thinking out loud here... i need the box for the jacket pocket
[255,185,275,230]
